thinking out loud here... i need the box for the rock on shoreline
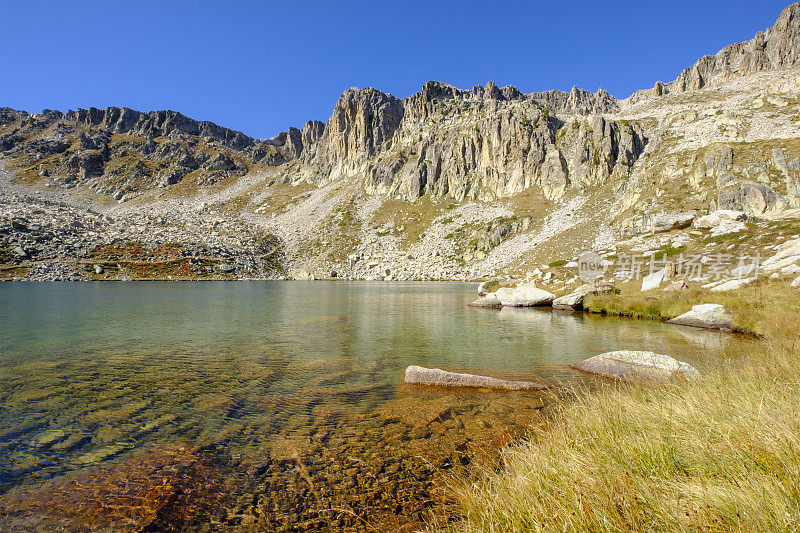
[494,284,554,307]
[667,304,733,331]
[571,350,700,382]
[468,293,502,308]
[404,365,548,390]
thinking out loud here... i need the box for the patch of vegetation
[656,244,686,257]
[547,259,567,268]
[454,278,800,531]
[372,196,448,248]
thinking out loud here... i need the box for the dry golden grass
[449,278,800,532]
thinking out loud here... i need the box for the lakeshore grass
[450,278,800,532]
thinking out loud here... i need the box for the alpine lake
[0,281,756,531]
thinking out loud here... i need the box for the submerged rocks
[404,365,548,390]
[571,350,700,382]
[493,284,554,307]
[0,444,222,532]
[667,303,733,331]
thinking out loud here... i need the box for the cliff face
[631,2,800,102]
[296,81,642,201]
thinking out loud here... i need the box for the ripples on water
[0,282,755,527]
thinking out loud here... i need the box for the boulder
[694,210,746,229]
[662,279,687,292]
[667,304,733,330]
[710,219,746,237]
[570,350,700,382]
[710,277,756,292]
[791,276,800,288]
[762,239,800,273]
[493,284,554,307]
[651,213,695,233]
[553,291,585,310]
[641,269,667,291]
[403,365,548,390]
[293,270,315,280]
[468,293,502,308]
[781,264,800,276]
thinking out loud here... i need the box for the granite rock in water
[404,365,548,390]
[468,293,502,308]
[571,350,700,382]
[493,284,554,307]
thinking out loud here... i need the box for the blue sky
[0,1,791,139]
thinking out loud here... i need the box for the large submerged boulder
[667,303,733,331]
[570,350,700,382]
[404,365,548,390]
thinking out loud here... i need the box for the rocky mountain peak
[630,2,800,102]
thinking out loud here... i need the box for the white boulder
[570,350,700,382]
[667,304,733,330]
[641,269,667,292]
[404,365,548,390]
[493,284,554,307]
[694,210,746,229]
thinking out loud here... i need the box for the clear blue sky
[0,1,791,139]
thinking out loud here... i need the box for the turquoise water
[0,281,747,494]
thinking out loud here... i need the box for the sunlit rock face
[296,80,646,201]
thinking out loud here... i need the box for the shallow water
[0,281,754,527]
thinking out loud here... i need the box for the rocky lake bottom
[0,282,756,530]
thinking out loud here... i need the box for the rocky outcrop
[571,350,700,382]
[630,3,800,101]
[667,304,733,331]
[294,80,646,202]
[404,365,548,390]
[762,238,800,273]
[694,210,746,229]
